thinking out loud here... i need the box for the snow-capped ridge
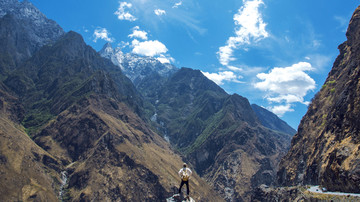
[99,43,178,83]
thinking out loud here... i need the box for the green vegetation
[322,80,336,91]
[327,80,336,85]
[22,111,54,135]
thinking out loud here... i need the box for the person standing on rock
[178,163,192,197]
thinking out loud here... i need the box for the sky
[29,0,359,130]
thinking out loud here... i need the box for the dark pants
[179,180,189,195]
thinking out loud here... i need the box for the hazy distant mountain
[251,104,297,135]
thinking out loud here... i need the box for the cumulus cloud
[114,2,137,21]
[128,26,148,40]
[93,28,114,43]
[254,62,316,115]
[268,104,294,117]
[202,71,243,85]
[154,9,166,16]
[172,1,182,8]
[218,0,268,67]
[131,39,168,57]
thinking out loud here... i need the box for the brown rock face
[278,5,360,193]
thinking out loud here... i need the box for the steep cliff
[278,5,360,193]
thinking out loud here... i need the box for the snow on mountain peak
[99,43,178,83]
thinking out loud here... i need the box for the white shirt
[178,167,192,179]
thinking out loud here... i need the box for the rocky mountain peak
[0,0,64,48]
[54,31,87,55]
[346,6,360,47]
[99,43,177,84]
[100,42,115,55]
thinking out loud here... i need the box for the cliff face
[278,5,360,193]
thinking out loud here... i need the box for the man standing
[178,163,192,197]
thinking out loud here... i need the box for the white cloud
[154,9,166,16]
[202,71,243,85]
[131,39,168,57]
[128,26,148,40]
[118,41,130,49]
[254,62,316,112]
[268,104,294,117]
[93,28,114,43]
[157,54,175,64]
[218,0,268,67]
[172,1,182,8]
[227,65,243,72]
[114,2,137,21]
[128,26,174,64]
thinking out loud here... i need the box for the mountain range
[0,0,317,201]
[101,43,294,201]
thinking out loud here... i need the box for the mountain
[278,5,360,193]
[185,94,291,201]
[0,0,64,68]
[153,68,229,146]
[99,43,178,85]
[251,104,297,135]
[0,1,222,201]
[2,31,221,201]
[99,43,178,106]
[141,67,292,201]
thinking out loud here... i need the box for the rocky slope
[251,104,296,135]
[0,77,60,201]
[278,5,360,193]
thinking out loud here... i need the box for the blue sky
[30,0,359,129]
